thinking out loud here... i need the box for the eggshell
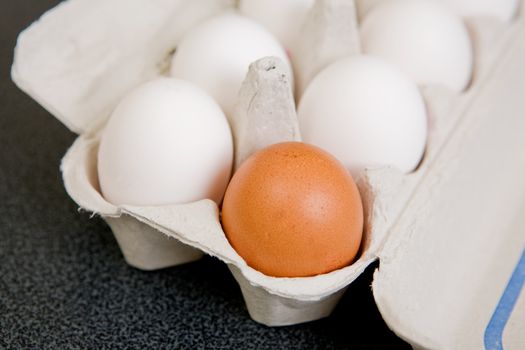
[98,77,233,206]
[437,0,520,22]
[221,142,363,278]
[169,12,292,120]
[297,55,427,173]
[361,0,473,92]
[238,0,314,50]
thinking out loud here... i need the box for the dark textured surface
[0,1,411,349]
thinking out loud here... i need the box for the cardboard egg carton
[12,0,525,347]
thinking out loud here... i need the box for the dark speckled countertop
[0,1,410,348]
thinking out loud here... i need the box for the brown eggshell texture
[221,142,363,278]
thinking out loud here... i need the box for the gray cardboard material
[292,0,360,96]
[11,0,525,338]
[231,57,300,170]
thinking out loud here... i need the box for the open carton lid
[11,0,525,346]
[372,22,525,348]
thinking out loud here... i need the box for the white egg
[239,0,314,50]
[298,55,427,173]
[98,77,233,206]
[361,0,473,92]
[170,12,292,120]
[437,0,520,22]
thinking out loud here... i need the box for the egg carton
[11,0,525,346]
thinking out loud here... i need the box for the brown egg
[221,142,363,278]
